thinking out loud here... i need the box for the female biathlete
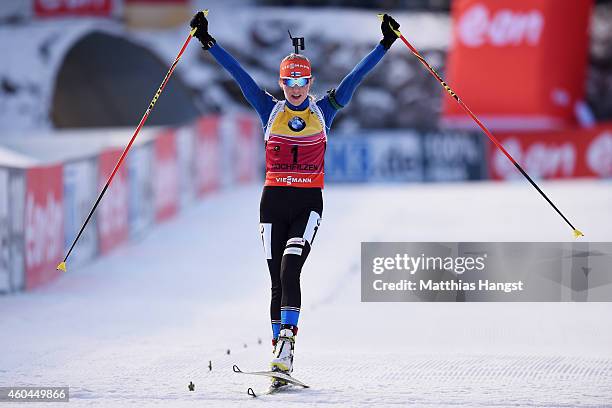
[190,11,400,382]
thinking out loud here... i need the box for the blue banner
[326,130,487,183]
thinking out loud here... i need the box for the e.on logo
[587,131,612,177]
[494,138,576,179]
[25,192,63,270]
[457,3,544,47]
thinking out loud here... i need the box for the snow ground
[1,180,611,407]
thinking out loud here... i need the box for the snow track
[1,181,611,407]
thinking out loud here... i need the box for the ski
[232,364,310,390]
[246,383,290,398]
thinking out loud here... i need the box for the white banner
[176,126,195,209]
[9,169,26,292]
[128,143,154,239]
[63,159,98,267]
[0,168,9,292]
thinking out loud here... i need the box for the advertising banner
[443,0,593,131]
[0,167,25,293]
[176,126,196,209]
[153,129,179,222]
[63,158,98,267]
[34,0,113,18]
[422,130,487,181]
[24,165,64,290]
[368,134,423,182]
[0,169,9,292]
[97,149,129,255]
[326,138,371,183]
[326,133,423,183]
[194,116,221,196]
[216,116,234,189]
[9,169,26,292]
[232,113,260,184]
[489,123,612,180]
[128,143,154,239]
[326,131,487,183]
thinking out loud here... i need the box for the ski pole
[378,14,583,238]
[57,10,208,272]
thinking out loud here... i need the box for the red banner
[125,0,188,3]
[443,0,593,131]
[234,114,258,184]
[154,130,179,222]
[34,0,113,17]
[24,165,64,290]
[195,116,221,196]
[489,123,612,180]
[97,149,129,254]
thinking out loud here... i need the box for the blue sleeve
[317,43,387,129]
[208,42,276,126]
[316,98,336,131]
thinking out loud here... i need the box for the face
[279,77,314,106]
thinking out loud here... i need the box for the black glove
[380,14,400,50]
[190,11,216,50]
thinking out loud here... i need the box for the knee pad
[283,237,308,257]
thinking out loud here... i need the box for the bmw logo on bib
[288,116,306,132]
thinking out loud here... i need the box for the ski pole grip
[376,13,402,38]
[190,9,210,37]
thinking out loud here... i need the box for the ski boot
[269,325,297,388]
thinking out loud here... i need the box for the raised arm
[190,12,275,126]
[208,43,276,124]
[317,14,401,128]
[334,44,386,107]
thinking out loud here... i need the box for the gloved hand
[190,11,216,50]
[380,14,400,50]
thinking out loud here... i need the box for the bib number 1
[291,145,298,164]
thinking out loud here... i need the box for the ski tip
[573,229,584,238]
[56,262,66,272]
